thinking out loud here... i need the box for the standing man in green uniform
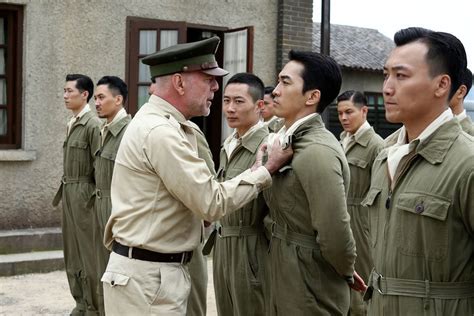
[101,37,292,315]
[449,67,473,135]
[363,27,474,315]
[263,50,365,315]
[92,76,131,315]
[53,74,102,316]
[212,73,269,315]
[337,90,384,315]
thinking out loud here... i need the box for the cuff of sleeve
[239,166,272,191]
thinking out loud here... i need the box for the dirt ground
[0,260,217,315]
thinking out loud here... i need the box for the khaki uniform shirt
[363,119,474,315]
[104,95,272,253]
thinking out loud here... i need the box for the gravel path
[0,260,217,315]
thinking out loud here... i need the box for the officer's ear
[171,73,185,96]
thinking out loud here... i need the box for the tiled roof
[313,23,394,71]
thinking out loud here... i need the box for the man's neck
[236,120,260,138]
[72,103,88,116]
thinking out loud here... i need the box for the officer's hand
[259,138,293,175]
[349,271,368,293]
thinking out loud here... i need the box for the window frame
[0,4,23,149]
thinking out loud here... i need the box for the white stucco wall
[0,0,278,229]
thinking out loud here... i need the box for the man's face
[223,83,260,136]
[64,80,87,113]
[272,61,308,125]
[94,84,122,122]
[383,41,443,126]
[261,94,275,121]
[337,100,367,134]
[184,71,219,118]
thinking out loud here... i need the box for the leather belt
[112,241,193,264]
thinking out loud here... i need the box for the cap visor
[201,67,229,77]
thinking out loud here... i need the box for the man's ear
[434,74,451,98]
[256,99,265,113]
[305,89,320,107]
[82,90,89,101]
[171,74,185,95]
[115,94,124,106]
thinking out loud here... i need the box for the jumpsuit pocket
[69,140,89,161]
[395,193,450,261]
[362,187,382,248]
[347,157,368,169]
[101,271,130,288]
[271,165,296,213]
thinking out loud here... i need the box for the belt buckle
[61,176,66,184]
[217,226,222,237]
[181,252,190,264]
[376,273,385,295]
[96,189,102,199]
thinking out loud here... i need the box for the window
[326,92,401,139]
[0,5,23,149]
[125,17,252,166]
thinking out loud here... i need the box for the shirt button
[111,280,115,286]
[415,202,424,214]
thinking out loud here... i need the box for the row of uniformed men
[54,26,474,316]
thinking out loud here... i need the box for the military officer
[363,27,474,315]
[449,67,473,135]
[263,50,364,315]
[337,90,384,315]
[92,76,131,315]
[212,73,270,315]
[53,74,102,315]
[101,37,292,315]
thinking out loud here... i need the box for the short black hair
[288,50,342,113]
[96,76,128,103]
[337,90,367,108]
[264,86,275,95]
[66,74,94,102]
[462,68,473,97]
[394,27,467,99]
[225,72,265,102]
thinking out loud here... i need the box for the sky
[313,0,474,69]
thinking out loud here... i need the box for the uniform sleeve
[143,125,271,222]
[294,144,356,277]
[458,167,474,237]
[88,120,101,160]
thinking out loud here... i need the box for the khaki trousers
[102,252,191,315]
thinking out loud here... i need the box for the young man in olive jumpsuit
[363,27,474,315]
[449,67,473,135]
[212,73,269,315]
[263,51,364,315]
[337,90,384,315]
[53,74,101,315]
[92,76,131,315]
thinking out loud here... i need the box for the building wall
[0,0,279,229]
[340,69,383,94]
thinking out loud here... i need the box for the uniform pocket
[347,157,368,169]
[362,188,382,248]
[101,271,130,288]
[395,192,450,261]
[271,165,296,213]
[69,140,89,161]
